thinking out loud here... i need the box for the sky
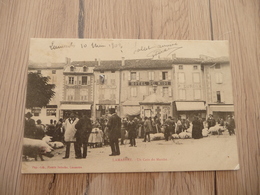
[29,39,229,64]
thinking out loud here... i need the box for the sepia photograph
[22,39,239,173]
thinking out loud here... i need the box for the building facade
[60,60,95,119]
[202,57,234,120]
[28,56,234,124]
[120,59,174,123]
[172,58,206,121]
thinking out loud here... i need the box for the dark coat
[144,119,153,133]
[207,118,216,128]
[75,116,92,144]
[164,118,175,134]
[127,121,137,138]
[24,118,36,138]
[107,113,121,139]
[192,119,203,139]
[227,118,235,130]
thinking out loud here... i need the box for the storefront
[173,101,206,121]
[140,93,171,124]
[121,100,140,119]
[95,104,119,119]
[60,104,92,119]
[208,104,234,120]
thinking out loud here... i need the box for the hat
[25,112,33,118]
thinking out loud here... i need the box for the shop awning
[60,104,91,110]
[176,102,206,111]
[209,105,234,112]
[122,106,140,116]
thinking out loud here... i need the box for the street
[22,131,239,173]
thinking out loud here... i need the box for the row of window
[70,66,88,72]
[67,76,90,85]
[66,88,89,101]
[67,95,89,101]
[129,71,170,81]
[67,72,222,86]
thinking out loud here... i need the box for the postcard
[22,39,239,173]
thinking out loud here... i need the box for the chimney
[122,57,125,66]
[98,58,101,66]
[66,57,71,65]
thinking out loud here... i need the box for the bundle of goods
[150,133,165,141]
[172,134,180,139]
[202,128,209,137]
[178,131,192,139]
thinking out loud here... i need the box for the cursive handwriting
[49,42,75,50]
[133,43,179,54]
[147,46,183,58]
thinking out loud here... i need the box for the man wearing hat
[24,112,36,138]
[63,112,79,159]
[107,108,121,156]
[207,114,216,129]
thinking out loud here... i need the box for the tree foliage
[26,72,56,109]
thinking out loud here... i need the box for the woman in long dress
[192,116,203,139]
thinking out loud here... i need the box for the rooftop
[28,56,230,71]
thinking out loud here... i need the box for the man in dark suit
[75,114,92,158]
[107,108,121,156]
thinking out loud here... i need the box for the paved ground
[22,130,239,173]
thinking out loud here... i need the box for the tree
[26,72,56,109]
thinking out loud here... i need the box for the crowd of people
[24,110,236,159]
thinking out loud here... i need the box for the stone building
[202,57,234,120]
[60,59,95,119]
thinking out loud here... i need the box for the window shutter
[134,88,137,97]
[105,74,108,84]
[78,76,82,85]
[159,72,162,80]
[148,72,151,80]
[213,91,217,103]
[152,72,155,80]
[168,87,172,96]
[168,71,171,80]
[65,76,68,85]
[86,76,89,85]
[136,72,140,80]
[74,76,77,85]
[128,72,131,81]
[221,91,225,103]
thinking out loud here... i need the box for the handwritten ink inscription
[49,42,75,50]
[133,43,183,58]
[48,41,182,58]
